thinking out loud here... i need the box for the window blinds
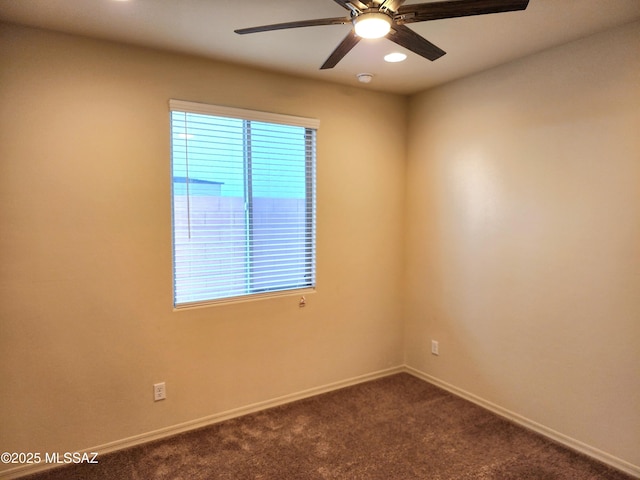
[169,100,318,307]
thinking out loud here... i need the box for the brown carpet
[23,373,634,479]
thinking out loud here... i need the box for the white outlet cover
[154,382,166,401]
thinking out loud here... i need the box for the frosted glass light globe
[354,13,392,39]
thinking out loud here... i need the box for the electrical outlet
[153,382,166,401]
[431,340,439,356]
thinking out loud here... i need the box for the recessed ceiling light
[384,52,407,63]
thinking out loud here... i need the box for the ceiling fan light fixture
[353,13,392,39]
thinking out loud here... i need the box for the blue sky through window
[171,112,307,199]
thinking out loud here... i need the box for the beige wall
[1,17,639,477]
[405,20,640,468]
[0,23,406,467]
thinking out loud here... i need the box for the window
[169,100,317,307]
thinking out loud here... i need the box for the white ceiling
[1,0,639,95]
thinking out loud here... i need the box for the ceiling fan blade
[396,0,529,23]
[333,0,368,12]
[387,24,446,61]
[235,16,350,35]
[320,30,361,69]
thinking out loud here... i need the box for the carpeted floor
[23,373,634,479]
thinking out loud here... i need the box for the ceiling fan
[235,0,529,69]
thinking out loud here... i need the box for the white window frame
[169,99,318,308]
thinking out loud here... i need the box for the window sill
[172,287,316,311]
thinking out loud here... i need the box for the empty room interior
[0,0,639,478]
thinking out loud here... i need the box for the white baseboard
[4,364,638,479]
[0,366,404,479]
[405,365,640,479]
